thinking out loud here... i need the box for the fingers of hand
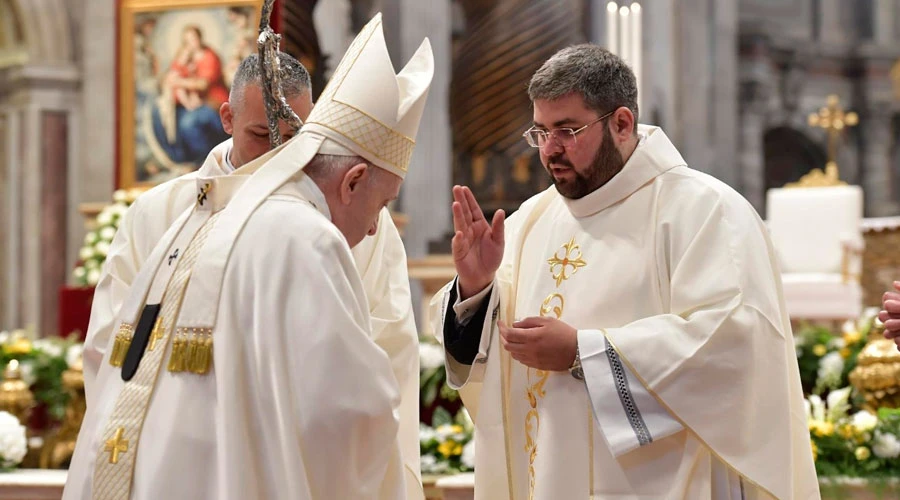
[454,186,474,223]
[513,316,549,329]
[500,323,533,345]
[883,318,900,335]
[451,201,467,233]
[451,230,469,258]
[462,187,484,223]
[885,299,900,315]
[491,209,506,245]
[501,335,527,354]
[509,352,537,367]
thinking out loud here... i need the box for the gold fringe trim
[167,328,213,375]
[109,324,134,367]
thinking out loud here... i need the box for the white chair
[766,185,864,320]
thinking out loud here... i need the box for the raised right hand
[451,185,505,299]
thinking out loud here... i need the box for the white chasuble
[82,138,422,498]
[431,125,819,500]
[65,166,406,499]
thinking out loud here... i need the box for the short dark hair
[230,52,311,110]
[528,44,638,131]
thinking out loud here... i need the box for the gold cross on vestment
[104,427,129,464]
[197,182,212,206]
[547,237,587,287]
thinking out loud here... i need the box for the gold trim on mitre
[301,13,434,179]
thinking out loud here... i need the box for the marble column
[818,0,851,44]
[311,0,352,82]
[644,0,677,131]
[737,27,775,213]
[79,0,115,207]
[738,105,768,212]
[712,0,739,188]
[861,103,898,216]
[0,64,79,333]
[673,0,738,187]
[874,0,896,44]
[396,0,453,329]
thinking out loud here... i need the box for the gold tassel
[167,328,213,375]
[185,333,198,372]
[167,333,184,372]
[109,326,133,367]
[109,334,122,367]
[116,336,131,367]
[193,335,212,375]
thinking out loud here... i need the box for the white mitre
[291,12,434,178]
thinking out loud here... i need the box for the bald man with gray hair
[83,51,424,498]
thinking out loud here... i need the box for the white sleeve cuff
[452,279,494,325]
[578,329,684,457]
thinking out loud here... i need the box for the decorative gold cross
[547,237,587,287]
[197,182,212,206]
[807,94,858,176]
[104,427,129,464]
[148,316,164,351]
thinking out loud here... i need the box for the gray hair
[528,44,638,131]
[304,154,382,185]
[230,52,311,110]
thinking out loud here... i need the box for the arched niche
[763,126,827,190]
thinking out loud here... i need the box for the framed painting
[117,0,265,189]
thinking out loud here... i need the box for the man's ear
[339,162,369,205]
[220,102,234,135]
[610,106,635,141]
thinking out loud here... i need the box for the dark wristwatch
[569,342,584,381]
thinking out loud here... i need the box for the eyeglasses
[522,110,615,149]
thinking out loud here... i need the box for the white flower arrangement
[420,408,473,475]
[73,189,141,287]
[0,412,27,470]
[419,343,445,371]
[0,330,84,424]
[816,351,846,393]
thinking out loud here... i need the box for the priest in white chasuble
[430,45,819,500]
[81,52,424,497]
[64,14,433,500]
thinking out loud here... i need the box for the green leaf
[432,406,453,427]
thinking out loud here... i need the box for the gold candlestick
[0,360,35,425]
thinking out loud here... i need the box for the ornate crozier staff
[257,0,303,148]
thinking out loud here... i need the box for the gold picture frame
[117,0,262,189]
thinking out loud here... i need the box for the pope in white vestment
[64,14,433,500]
[81,68,423,498]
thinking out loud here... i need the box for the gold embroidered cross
[197,182,212,206]
[547,237,586,287]
[104,427,129,464]
[148,316,164,351]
